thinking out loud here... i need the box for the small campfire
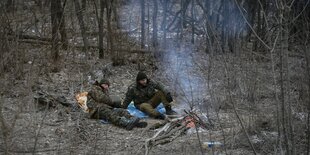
[144,110,213,155]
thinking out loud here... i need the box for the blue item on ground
[127,102,166,118]
[100,102,166,123]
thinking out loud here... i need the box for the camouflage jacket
[87,85,113,118]
[123,79,168,108]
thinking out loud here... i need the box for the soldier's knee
[139,103,160,117]
[154,91,167,102]
[139,103,152,111]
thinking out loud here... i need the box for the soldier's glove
[166,92,173,102]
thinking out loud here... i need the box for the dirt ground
[0,44,267,155]
[0,2,308,154]
[1,45,306,155]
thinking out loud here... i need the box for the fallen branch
[7,34,52,42]
[0,147,62,153]
[8,36,166,55]
[152,125,187,146]
[153,124,185,141]
[145,122,172,155]
[144,116,191,155]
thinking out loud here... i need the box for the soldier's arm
[150,80,169,95]
[123,87,134,109]
[89,86,113,105]
[86,98,96,111]
[151,80,174,102]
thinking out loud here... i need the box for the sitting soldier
[123,72,177,119]
[87,78,147,130]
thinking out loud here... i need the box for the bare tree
[112,0,120,29]
[191,0,195,44]
[106,0,113,52]
[161,0,168,49]
[50,0,68,66]
[74,0,89,52]
[5,0,14,12]
[305,42,310,155]
[59,0,68,49]
[98,0,105,59]
[152,0,158,48]
[0,101,9,155]
[140,0,145,49]
[82,0,87,11]
[51,0,61,62]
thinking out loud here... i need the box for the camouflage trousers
[92,108,132,126]
[138,91,171,117]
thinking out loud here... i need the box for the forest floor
[1,41,307,155]
[0,43,260,155]
[1,1,308,155]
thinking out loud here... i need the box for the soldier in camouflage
[123,72,177,119]
[87,78,147,130]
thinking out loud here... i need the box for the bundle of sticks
[144,110,212,155]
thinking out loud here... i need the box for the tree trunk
[112,0,120,29]
[106,0,117,65]
[44,0,51,7]
[260,0,268,55]
[191,0,195,44]
[279,3,290,154]
[140,0,145,49]
[98,0,105,59]
[147,1,150,50]
[152,0,158,48]
[228,2,237,53]
[35,0,43,10]
[5,0,14,12]
[0,3,11,73]
[59,0,68,49]
[305,43,310,155]
[181,0,190,28]
[254,3,261,53]
[106,0,113,51]
[82,0,87,11]
[246,1,257,42]
[73,0,89,52]
[51,0,61,62]
[179,0,184,42]
[162,0,168,49]
[221,0,228,52]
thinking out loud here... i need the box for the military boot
[155,113,166,120]
[165,105,178,115]
[135,121,148,128]
[119,117,140,130]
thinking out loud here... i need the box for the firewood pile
[144,110,213,155]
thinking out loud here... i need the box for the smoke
[161,44,207,111]
[117,0,248,111]
[117,1,209,111]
